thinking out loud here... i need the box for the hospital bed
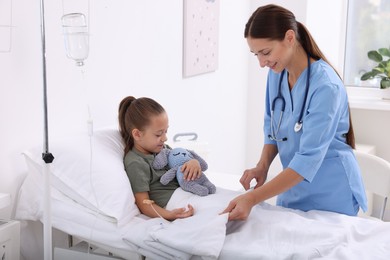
[15,128,390,259]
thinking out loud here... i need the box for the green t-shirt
[124,147,179,208]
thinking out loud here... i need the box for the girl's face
[247,30,294,73]
[133,112,169,155]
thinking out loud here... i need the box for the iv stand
[39,0,54,259]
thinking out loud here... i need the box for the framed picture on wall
[183,0,220,77]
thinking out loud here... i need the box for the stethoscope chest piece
[294,122,302,132]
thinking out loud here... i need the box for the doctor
[222,4,367,221]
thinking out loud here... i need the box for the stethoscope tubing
[297,54,311,125]
[269,54,311,141]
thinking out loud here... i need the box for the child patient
[118,96,201,220]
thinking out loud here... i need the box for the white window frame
[343,0,390,103]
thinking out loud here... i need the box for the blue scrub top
[263,59,367,216]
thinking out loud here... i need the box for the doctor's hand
[240,166,267,190]
[220,192,256,221]
[181,159,202,181]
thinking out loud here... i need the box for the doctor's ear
[284,29,295,45]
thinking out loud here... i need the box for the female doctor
[222,4,367,221]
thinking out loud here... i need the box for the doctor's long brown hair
[245,4,355,148]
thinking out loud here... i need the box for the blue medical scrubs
[264,59,367,216]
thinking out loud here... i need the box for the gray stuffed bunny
[153,147,216,196]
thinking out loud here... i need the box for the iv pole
[39,1,89,258]
[39,0,54,259]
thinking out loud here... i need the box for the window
[343,0,390,88]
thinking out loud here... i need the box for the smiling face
[247,30,295,73]
[132,112,169,155]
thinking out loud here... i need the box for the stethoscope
[269,54,311,142]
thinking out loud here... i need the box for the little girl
[118,96,201,220]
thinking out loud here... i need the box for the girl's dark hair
[245,4,355,148]
[118,96,166,154]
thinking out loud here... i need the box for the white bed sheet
[16,175,390,260]
[123,187,390,260]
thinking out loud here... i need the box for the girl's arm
[134,192,194,221]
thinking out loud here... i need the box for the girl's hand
[181,159,202,180]
[167,204,194,220]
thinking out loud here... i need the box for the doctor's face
[247,34,293,73]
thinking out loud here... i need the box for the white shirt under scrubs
[264,59,367,216]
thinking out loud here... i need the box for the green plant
[360,47,390,89]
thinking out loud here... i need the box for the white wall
[0,0,250,220]
[306,0,347,74]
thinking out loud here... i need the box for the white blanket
[123,188,234,260]
[122,187,390,260]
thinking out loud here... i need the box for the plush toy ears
[153,148,171,169]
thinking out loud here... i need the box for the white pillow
[21,127,139,226]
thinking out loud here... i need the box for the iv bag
[62,13,89,66]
